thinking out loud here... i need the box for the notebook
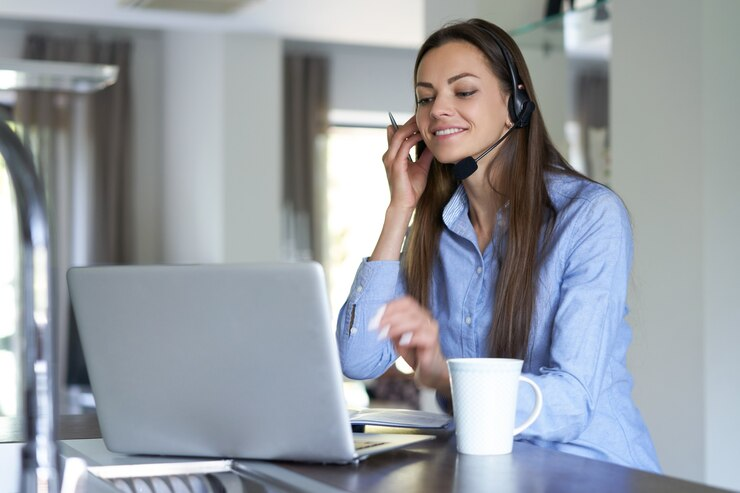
[67,262,433,464]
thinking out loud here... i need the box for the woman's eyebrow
[415,72,480,89]
[448,72,478,84]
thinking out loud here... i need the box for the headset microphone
[453,156,478,181]
[452,124,517,180]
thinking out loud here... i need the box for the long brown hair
[404,19,580,359]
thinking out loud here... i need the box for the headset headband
[485,30,534,128]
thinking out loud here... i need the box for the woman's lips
[434,127,466,137]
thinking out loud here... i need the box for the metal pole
[0,120,59,493]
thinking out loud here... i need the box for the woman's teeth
[435,128,464,136]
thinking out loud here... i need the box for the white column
[130,31,165,264]
[612,0,704,482]
[222,33,283,262]
[701,1,740,490]
[612,1,740,489]
[161,31,283,264]
[161,31,225,263]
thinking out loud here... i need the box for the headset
[484,25,536,128]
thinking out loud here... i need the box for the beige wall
[701,1,740,488]
[612,1,740,489]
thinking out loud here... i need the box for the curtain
[12,34,132,403]
[282,54,329,262]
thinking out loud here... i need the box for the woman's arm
[336,115,433,380]
[335,259,405,380]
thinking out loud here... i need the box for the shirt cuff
[347,258,403,304]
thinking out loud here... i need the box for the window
[325,123,390,324]
[324,111,434,410]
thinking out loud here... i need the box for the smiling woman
[334,17,661,473]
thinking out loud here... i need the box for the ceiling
[0,0,425,48]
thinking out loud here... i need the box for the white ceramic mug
[447,358,543,455]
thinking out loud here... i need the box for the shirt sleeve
[516,189,634,442]
[335,258,407,380]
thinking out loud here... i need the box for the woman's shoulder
[544,171,631,239]
[545,170,625,214]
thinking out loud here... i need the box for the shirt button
[356,285,363,293]
[476,266,483,275]
[465,316,472,325]
[350,327,358,335]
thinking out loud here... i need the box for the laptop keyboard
[103,471,301,493]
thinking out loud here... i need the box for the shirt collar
[442,184,468,229]
[441,184,511,246]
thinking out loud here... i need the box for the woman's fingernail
[377,325,390,340]
[399,332,413,346]
[368,304,386,331]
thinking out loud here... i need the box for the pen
[388,111,400,130]
[388,112,414,162]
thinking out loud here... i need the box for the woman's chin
[434,153,469,165]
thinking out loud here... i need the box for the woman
[336,18,660,472]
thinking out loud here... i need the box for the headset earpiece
[512,99,535,128]
[487,30,535,128]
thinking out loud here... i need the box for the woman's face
[415,41,510,166]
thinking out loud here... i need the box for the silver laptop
[67,262,432,463]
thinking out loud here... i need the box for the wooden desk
[280,435,730,493]
[2,414,733,493]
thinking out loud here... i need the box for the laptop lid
[67,262,428,463]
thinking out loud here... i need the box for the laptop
[67,262,433,464]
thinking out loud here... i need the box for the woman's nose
[429,96,454,119]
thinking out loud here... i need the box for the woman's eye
[457,90,477,98]
[416,96,434,106]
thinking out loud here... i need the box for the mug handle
[512,376,543,436]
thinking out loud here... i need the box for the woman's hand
[382,115,433,212]
[370,296,450,396]
[370,117,433,262]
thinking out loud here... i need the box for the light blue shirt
[336,172,661,472]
